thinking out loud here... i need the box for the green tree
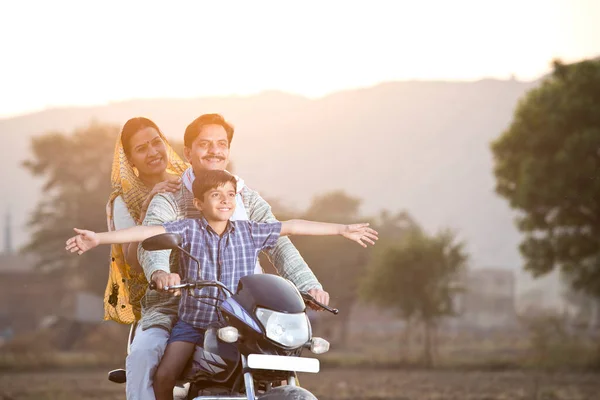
[22,122,187,295]
[374,209,422,245]
[22,122,119,295]
[360,229,467,366]
[491,58,600,297]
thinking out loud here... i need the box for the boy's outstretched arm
[65,225,166,255]
[281,220,378,248]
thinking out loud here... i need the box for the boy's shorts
[168,319,206,345]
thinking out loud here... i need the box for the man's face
[193,181,236,222]
[184,124,230,173]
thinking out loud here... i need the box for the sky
[0,0,599,118]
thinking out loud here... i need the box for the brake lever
[148,282,191,291]
[301,292,339,315]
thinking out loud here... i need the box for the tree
[491,58,600,297]
[562,274,600,333]
[22,122,119,295]
[302,190,362,223]
[360,229,467,366]
[22,121,187,296]
[373,209,422,245]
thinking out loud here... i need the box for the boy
[66,170,377,400]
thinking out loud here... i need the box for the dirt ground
[1,367,599,400]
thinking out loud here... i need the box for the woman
[104,117,188,324]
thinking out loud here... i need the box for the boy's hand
[151,271,182,296]
[341,223,379,248]
[65,228,100,255]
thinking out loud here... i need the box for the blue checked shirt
[163,217,282,329]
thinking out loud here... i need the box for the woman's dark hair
[121,117,163,158]
[184,113,234,148]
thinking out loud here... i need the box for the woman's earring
[128,161,139,177]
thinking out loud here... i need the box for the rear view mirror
[108,368,126,384]
[141,233,182,251]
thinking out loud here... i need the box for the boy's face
[193,181,236,221]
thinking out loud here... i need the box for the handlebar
[301,292,339,315]
[149,281,339,315]
[149,280,231,294]
[148,281,184,291]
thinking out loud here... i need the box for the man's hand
[307,288,330,311]
[65,228,100,255]
[151,270,181,296]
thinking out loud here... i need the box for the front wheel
[257,385,318,400]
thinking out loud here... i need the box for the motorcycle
[109,232,337,399]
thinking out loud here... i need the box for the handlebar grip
[301,292,339,315]
[318,303,339,315]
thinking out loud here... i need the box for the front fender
[258,385,318,400]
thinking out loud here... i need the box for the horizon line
[0,76,539,121]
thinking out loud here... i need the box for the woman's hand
[65,228,100,255]
[341,223,379,248]
[140,176,182,219]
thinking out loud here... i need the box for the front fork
[241,355,298,400]
[241,355,256,399]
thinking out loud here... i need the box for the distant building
[453,268,518,330]
[515,269,564,313]
[335,268,520,336]
[0,210,102,343]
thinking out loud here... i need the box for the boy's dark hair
[192,170,237,199]
[184,113,234,148]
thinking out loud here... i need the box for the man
[125,113,330,399]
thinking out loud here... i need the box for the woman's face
[126,127,168,177]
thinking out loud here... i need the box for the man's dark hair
[192,169,237,199]
[184,113,234,148]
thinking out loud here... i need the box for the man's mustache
[202,154,225,160]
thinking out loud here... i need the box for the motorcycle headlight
[255,307,310,348]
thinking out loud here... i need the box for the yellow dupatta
[103,130,189,324]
